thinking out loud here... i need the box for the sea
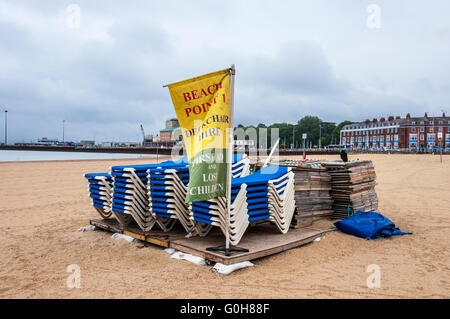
[0,150,158,162]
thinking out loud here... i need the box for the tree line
[235,116,353,149]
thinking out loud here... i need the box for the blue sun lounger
[188,165,296,245]
[145,153,251,236]
[84,173,113,219]
[109,156,189,231]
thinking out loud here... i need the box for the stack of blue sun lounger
[84,173,113,219]
[188,165,296,245]
[109,157,188,231]
[147,165,202,235]
[231,153,250,177]
[146,154,251,236]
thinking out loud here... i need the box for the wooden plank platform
[90,219,329,265]
[90,219,187,248]
[171,224,328,265]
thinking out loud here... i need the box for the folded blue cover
[334,211,412,240]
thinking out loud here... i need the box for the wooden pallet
[90,219,329,265]
[90,219,187,248]
[170,224,329,265]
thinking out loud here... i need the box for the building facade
[160,118,182,142]
[340,113,450,152]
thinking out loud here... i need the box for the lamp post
[4,110,7,145]
[62,120,65,144]
[292,126,295,150]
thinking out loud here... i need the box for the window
[429,127,434,133]
[439,127,443,132]
[420,127,425,132]
[420,134,424,141]
[395,128,398,133]
[411,127,416,133]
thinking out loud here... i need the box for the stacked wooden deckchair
[189,165,296,245]
[322,160,378,219]
[84,173,113,219]
[146,154,251,236]
[268,160,333,227]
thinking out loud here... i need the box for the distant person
[340,150,348,163]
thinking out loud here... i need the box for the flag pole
[226,64,235,254]
[206,64,248,256]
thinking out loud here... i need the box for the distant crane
[140,124,145,146]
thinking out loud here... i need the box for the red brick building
[340,113,450,152]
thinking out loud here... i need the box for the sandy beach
[0,154,449,298]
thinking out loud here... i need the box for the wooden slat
[90,218,122,233]
[122,230,171,247]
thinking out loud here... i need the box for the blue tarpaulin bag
[334,211,412,240]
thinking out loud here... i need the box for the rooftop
[160,126,180,132]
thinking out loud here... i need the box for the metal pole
[303,137,306,159]
[225,64,236,253]
[62,120,65,144]
[263,138,279,167]
[319,123,322,149]
[156,141,159,163]
[292,126,294,150]
[4,110,7,145]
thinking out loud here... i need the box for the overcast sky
[1,0,449,143]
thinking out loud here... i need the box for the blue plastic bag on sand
[334,211,412,240]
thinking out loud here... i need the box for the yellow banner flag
[168,68,231,202]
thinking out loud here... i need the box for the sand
[0,154,449,298]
